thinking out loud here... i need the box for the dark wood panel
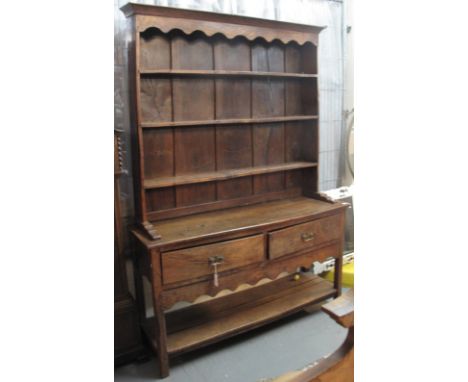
[139,29,170,70]
[253,123,285,194]
[250,42,285,195]
[252,78,284,117]
[285,44,302,73]
[215,79,251,119]
[146,188,175,211]
[213,36,250,71]
[174,126,216,207]
[171,33,216,207]
[215,125,253,199]
[172,78,215,121]
[143,128,173,179]
[252,42,285,117]
[176,183,216,208]
[302,43,317,74]
[284,120,318,192]
[174,127,215,175]
[285,45,313,116]
[214,34,252,200]
[285,169,303,189]
[147,188,302,222]
[171,32,214,121]
[302,167,319,197]
[301,77,318,116]
[253,172,283,194]
[217,177,253,200]
[285,121,318,163]
[171,31,213,70]
[252,41,284,72]
[285,80,304,115]
[140,78,172,122]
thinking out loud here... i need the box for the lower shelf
[142,273,336,356]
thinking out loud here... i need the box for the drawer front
[268,214,342,259]
[161,243,340,310]
[162,235,265,285]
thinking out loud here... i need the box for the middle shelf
[139,69,318,79]
[141,115,318,129]
[143,161,318,189]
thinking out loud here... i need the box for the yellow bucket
[321,261,354,288]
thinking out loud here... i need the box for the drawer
[162,235,265,285]
[268,214,342,259]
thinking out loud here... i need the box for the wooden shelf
[140,69,318,79]
[142,273,336,356]
[141,115,318,129]
[143,161,317,189]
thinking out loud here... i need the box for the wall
[341,0,354,187]
[114,0,347,241]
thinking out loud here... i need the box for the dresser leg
[154,320,169,378]
[150,248,170,378]
[153,309,169,379]
[334,256,343,297]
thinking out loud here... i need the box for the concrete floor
[115,303,347,382]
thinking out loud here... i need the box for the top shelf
[139,69,318,79]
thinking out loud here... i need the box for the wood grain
[142,273,335,355]
[139,28,170,70]
[214,36,253,200]
[141,115,318,128]
[268,214,343,259]
[120,4,324,46]
[147,188,302,221]
[171,32,216,208]
[138,197,346,250]
[140,78,172,122]
[161,242,340,308]
[162,235,264,284]
[140,69,318,78]
[122,5,337,378]
[144,162,317,189]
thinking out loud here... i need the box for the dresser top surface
[133,197,345,250]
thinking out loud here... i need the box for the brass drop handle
[208,255,224,288]
[301,232,315,242]
[208,255,224,265]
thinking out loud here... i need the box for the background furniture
[115,129,145,365]
[121,3,347,377]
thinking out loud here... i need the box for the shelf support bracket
[142,221,161,241]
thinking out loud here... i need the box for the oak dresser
[120,3,347,378]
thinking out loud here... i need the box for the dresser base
[142,273,335,365]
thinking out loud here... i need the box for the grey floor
[115,303,347,382]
